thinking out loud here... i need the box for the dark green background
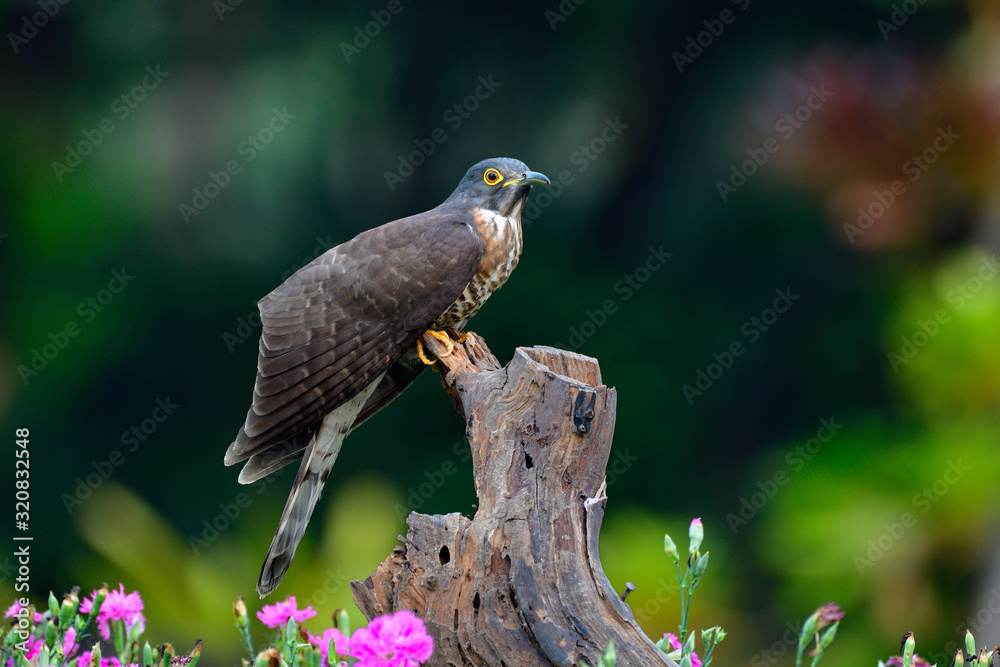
[3,0,999,665]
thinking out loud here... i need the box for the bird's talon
[424,329,456,357]
[416,338,437,366]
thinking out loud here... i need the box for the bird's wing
[225,211,482,464]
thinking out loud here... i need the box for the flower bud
[693,551,710,578]
[965,629,975,658]
[60,588,80,630]
[234,598,249,629]
[664,534,679,563]
[189,639,203,667]
[334,609,351,637]
[89,644,102,667]
[90,584,109,619]
[901,632,915,663]
[688,518,703,555]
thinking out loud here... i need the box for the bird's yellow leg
[453,332,476,348]
[416,337,436,366]
[424,329,456,357]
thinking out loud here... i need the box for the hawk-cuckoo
[225,157,550,596]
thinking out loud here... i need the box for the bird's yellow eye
[483,168,503,185]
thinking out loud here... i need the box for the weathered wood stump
[351,333,675,667]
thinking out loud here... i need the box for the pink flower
[5,636,43,667]
[885,656,931,667]
[24,637,42,661]
[663,633,703,667]
[78,590,98,615]
[3,600,43,623]
[256,596,317,629]
[75,650,122,667]
[94,585,144,641]
[350,610,433,667]
[63,626,79,657]
[308,628,351,666]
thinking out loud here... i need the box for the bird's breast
[434,208,523,329]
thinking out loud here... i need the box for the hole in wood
[439,545,450,564]
[473,592,481,611]
[525,452,534,469]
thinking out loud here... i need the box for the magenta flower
[351,610,433,667]
[78,590,97,615]
[3,600,43,623]
[256,596,317,629]
[664,633,703,667]
[75,650,122,667]
[63,626,79,657]
[92,585,144,641]
[24,637,42,661]
[308,628,351,666]
[4,636,42,667]
[885,656,931,667]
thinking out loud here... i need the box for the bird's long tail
[256,429,341,597]
[254,374,384,598]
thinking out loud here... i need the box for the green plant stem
[674,561,688,647]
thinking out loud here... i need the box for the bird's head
[446,157,550,219]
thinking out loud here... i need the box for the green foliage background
[2,1,1000,665]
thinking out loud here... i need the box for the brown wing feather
[225,210,482,466]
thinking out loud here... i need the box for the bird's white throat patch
[475,202,523,245]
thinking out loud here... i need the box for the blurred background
[2,0,1000,664]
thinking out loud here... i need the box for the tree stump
[351,332,675,667]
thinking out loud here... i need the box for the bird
[224,157,550,597]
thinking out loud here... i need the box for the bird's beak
[503,170,551,188]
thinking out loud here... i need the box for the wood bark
[351,332,675,667]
